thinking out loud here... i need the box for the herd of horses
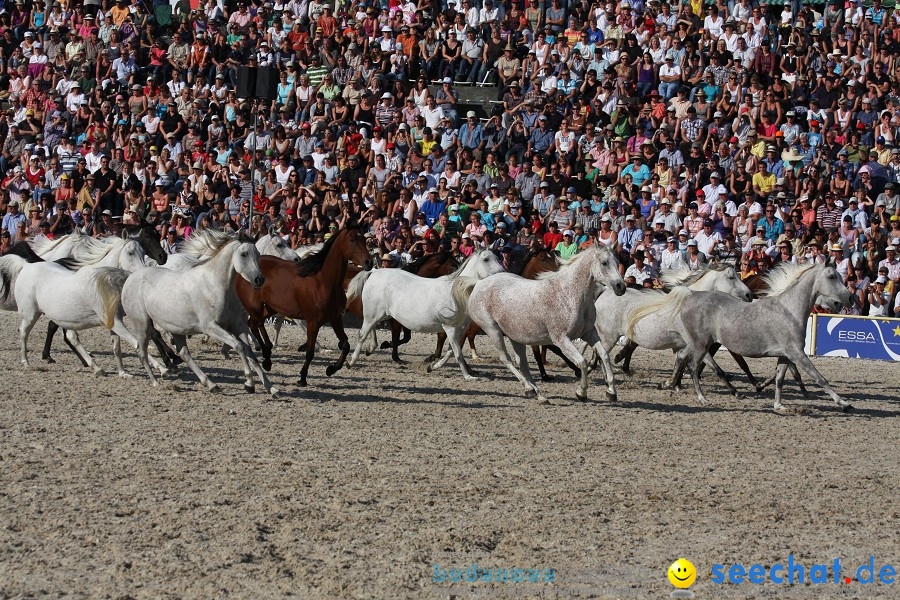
[0,224,856,412]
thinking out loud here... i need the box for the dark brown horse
[235,227,373,386]
[430,248,581,380]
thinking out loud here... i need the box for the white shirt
[694,229,722,257]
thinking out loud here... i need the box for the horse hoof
[209,385,221,393]
[262,359,272,372]
[425,364,433,373]
[325,365,338,377]
[297,344,307,353]
[269,388,280,399]
[44,357,55,364]
[379,341,391,350]
[537,395,550,405]
[621,367,632,376]
[841,404,854,413]
[297,380,308,387]
[244,384,255,393]
[575,393,588,402]
[463,374,478,381]
[541,374,555,382]
[391,356,403,364]
[605,391,617,402]
[94,369,107,377]
[524,389,536,398]
[118,372,133,379]
[471,352,481,361]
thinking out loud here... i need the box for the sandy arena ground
[0,310,898,600]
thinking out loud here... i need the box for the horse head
[814,265,853,312]
[233,242,265,289]
[338,227,374,271]
[710,266,753,302]
[590,247,626,295]
[123,224,167,266]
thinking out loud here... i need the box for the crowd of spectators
[0,0,898,315]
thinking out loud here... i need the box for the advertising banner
[813,315,900,362]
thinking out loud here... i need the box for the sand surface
[0,310,898,599]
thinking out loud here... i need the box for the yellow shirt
[752,172,776,194]
[750,140,767,158]
[419,139,437,155]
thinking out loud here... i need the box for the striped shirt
[305,65,330,87]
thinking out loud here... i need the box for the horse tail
[91,267,130,329]
[625,286,692,339]
[0,254,27,304]
[444,276,478,327]
[346,269,373,303]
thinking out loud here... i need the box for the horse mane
[534,245,605,281]
[182,229,238,262]
[31,229,86,256]
[89,267,131,329]
[296,230,339,277]
[55,237,127,270]
[760,262,819,297]
[5,241,44,263]
[446,249,490,280]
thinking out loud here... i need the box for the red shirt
[543,231,563,248]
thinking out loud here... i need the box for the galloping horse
[235,227,373,385]
[430,248,581,380]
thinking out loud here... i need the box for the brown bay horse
[431,248,581,380]
[235,227,373,386]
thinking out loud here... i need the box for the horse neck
[770,268,820,321]
[522,260,555,280]
[206,242,241,290]
[556,253,595,301]
[687,271,716,291]
[321,235,352,291]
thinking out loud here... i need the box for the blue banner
[814,316,900,362]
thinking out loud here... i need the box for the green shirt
[306,65,330,87]
[555,240,578,259]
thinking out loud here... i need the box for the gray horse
[675,263,853,411]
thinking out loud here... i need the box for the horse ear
[121,227,130,240]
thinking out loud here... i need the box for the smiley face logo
[668,559,697,588]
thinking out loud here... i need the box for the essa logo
[837,330,876,343]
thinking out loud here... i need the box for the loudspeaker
[236,66,255,99]
[254,66,278,101]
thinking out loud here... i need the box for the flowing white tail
[626,286,692,339]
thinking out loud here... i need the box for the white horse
[675,263,854,411]
[53,237,150,272]
[595,266,752,390]
[460,245,626,403]
[7,259,167,377]
[256,233,300,262]
[346,249,505,379]
[121,229,278,397]
[33,227,167,265]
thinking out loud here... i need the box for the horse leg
[149,328,181,370]
[701,353,741,397]
[389,319,404,363]
[325,319,351,377]
[467,324,481,360]
[532,345,553,381]
[65,330,105,376]
[441,324,478,380]
[511,341,538,391]
[205,323,259,393]
[483,326,544,401]
[349,317,378,368]
[111,317,169,377]
[298,322,320,387]
[662,348,691,391]
[132,319,158,386]
[725,348,760,390]
[687,348,710,406]
[545,344,582,378]
[41,321,60,364]
[772,358,791,412]
[19,313,39,368]
[425,331,447,364]
[271,317,283,350]
[788,351,852,412]
[236,330,279,398]
[172,334,219,392]
[110,333,132,378]
[550,336,590,402]
[787,361,809,397]
[582,328,618,402]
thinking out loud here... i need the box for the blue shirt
[457,123,484,150]
[620,163,651,187]
[420,200,446,226]
[758,217,785,242]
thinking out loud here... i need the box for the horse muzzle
[612,282,627,296]
[743,291,753,302]
[253,275,265,289]
[363,258,374,271]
